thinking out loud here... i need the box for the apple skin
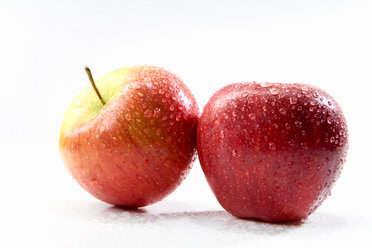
[197,82,348,222]
[59,66,199,207]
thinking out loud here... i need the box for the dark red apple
[59,66,199,207]
[197,82,348,222]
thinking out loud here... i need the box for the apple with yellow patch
[59,65,199,207]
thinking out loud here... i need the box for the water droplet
[153,108,161,117]
[290,97,298,104]
[327,117,332,124]
[125,114,131,121]
[269,87,280,96]
[248,113,256,120]
[175,113,182,121]
[268,142,276,151]
[279,108,286,115]
[219,131,225,139]
[232,149,238,157]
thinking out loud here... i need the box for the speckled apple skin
[60,66,199,207]
[197,82,348,222]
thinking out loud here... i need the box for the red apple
[197,82,348,222]
[59,65,199,207]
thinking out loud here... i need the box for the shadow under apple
[92,201,348,236]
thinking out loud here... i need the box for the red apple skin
[60,66,199,207]
[197,82,348,222]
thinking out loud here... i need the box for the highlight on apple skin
[59,65,199,207]
[197,82,349,222]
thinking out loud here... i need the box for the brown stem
[84,66,106,105]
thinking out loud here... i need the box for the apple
[197,82,348,222]
[59,65,199,207]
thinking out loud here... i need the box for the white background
[1,0,371,247]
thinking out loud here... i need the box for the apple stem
[85,66,106,105]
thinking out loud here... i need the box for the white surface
[1,0,372,247]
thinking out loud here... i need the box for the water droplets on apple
[125,114,131,121]
[327,117,332,124]
[248,113,256,120]
[268,142,276,151]
[289,97,298,104]
[175,113,182,121]
[279,108,286,115]
[269,87,280,96]
[232,149,238,157]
